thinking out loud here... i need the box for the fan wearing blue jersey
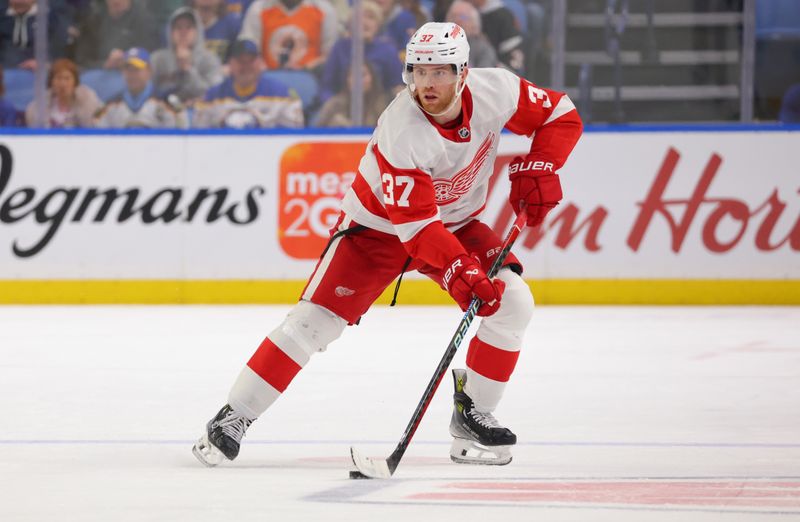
[225,0,256,18]
[191,0,243,64]
[193,39,303,128]
[96,48,187,128]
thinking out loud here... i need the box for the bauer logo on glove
[508,155,563,227]
[441,253,506,316]
[508,160,554,175]
[442,258,464,292]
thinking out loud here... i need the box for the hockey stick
[350,210,528,479]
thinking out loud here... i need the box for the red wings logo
[432,133,495,204]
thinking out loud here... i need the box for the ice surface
[1,305,799,521]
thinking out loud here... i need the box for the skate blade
[192,433,226,467]
[450,438,513,466]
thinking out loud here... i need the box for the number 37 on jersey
[382,173,415,207]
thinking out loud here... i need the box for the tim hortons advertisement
[0,131,798,280]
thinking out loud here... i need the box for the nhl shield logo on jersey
[458,127,470,139]
[432,132,495,205]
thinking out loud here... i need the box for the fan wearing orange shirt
[238,0,338,70]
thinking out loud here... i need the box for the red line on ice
[407,481,800,509]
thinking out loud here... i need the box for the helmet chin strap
[410,76,467,119]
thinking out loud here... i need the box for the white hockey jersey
[339,67,581,263]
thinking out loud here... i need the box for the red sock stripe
[247,337,302,393]
[466,337,520,383]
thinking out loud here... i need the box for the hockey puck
[349,470,369,479]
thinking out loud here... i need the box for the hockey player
[193,21,582,467]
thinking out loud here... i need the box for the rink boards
[0,129,798,304]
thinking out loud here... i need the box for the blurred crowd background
[0,0,798,129]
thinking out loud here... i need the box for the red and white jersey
[340,67,581,249]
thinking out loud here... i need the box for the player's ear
[459,67,469,87]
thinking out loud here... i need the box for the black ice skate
[192,404,253,467]
[449,369,516,465]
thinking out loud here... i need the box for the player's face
[412,64,460,114]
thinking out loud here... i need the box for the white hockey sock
[463,270,533,413]
[228,365,280,420]
[464,368,507,413]
[227,301,346,420]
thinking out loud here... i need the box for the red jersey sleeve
[505,77,583,171]
[373,144,467,269]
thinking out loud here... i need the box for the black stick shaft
[385,212,528,474]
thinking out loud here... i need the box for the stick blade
[350,447,392,479]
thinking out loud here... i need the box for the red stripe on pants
[466,337,520,382]
[247,337,302,393]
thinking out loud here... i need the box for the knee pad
[476,268,534,350]
[270,300,346,363]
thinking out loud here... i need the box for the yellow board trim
[0,279,798,305]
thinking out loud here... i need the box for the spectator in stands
[193,39,303,128]
[63,0,93,61]
[226,0,256,18]
[375,0,430,52]
[143,0,188,32]
[25,58,102,128]
[466,0,525,74]
[74,0,160,69]
[151,6,224,104]
[0,65,22,126]
[433,0,450,22]
[320,0,403,103]
[779,84,800,124]
[95,48,187,128]
[433,0,552,77]
[238,0,338,72]
[0,0,69,69]
[327,0,351,33]
[522,0,547,79]
[191,0,243,64]
[446,0,497,68]
[401,0,432,25]
[64,0,93,15]
[316,61,388,127]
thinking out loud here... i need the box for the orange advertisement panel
[279,142,367,259]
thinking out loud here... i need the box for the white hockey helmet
[403,22,470,86]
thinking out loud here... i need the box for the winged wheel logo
[432,133,495,204]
